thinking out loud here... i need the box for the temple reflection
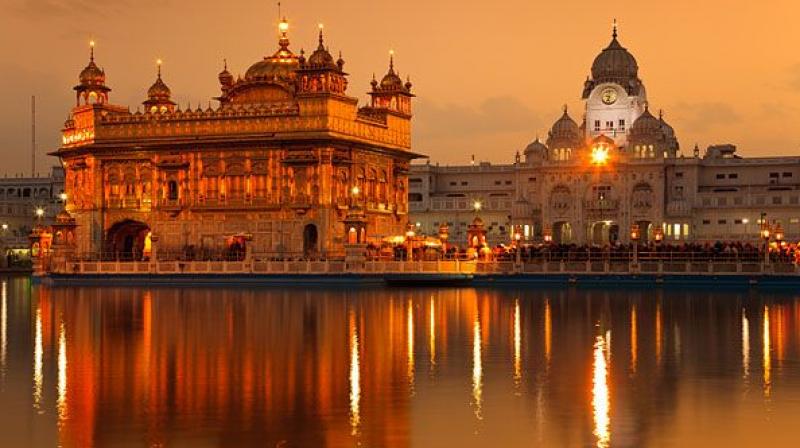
[1,280,6,381]
[8,283,800,447]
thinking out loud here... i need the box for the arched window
[168,180,179,200]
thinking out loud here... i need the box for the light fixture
[35,208,45,218]
[59,192,67,201]
[591,145,610,165]
[473,200,482,212]
[351,186,360,196]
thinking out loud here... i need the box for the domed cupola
[629,105,661,137]
[218,59,234,89]
[74,41,111,106]
[143,60,176,114]
[366,51,414,115]
[628,105,679,158]
[307,26,337,69]
[582,22,644,99]
[546,107,583,161]
[243,17,300,83]
[523,137,548,165]
[379,53,407,92]
[296,24,349,95]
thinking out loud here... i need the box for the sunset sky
[1,0,799,175]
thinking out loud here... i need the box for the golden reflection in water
[33,305,43,410]
[57,320,67,424]
[513,299,521,388]
[630,305,637,374]
[742,310,750,380]
[1,280,6,380]
[407,299,415,394]
[429,296,435,369]
[763,305,771,398]
[544,299,552,364]
[472,314,483,421]
[655,300,662,365]
[349,310,361,436]
[592,334,611,448]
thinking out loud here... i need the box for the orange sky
[1,0,799,175]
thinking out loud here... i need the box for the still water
[2,276,800,447]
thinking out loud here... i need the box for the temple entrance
[553,221,573,244]
[589,221,619,246]
[303,224,318,258]
[635,220,653,242]
[105,220,151,260]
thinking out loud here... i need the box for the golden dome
[78,44,106,86]
[244,18,299,81]
[147,62,172,100]
[307,26,337,69]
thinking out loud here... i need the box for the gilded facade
[56,20,421,259]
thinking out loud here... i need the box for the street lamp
[653,227,664,245]
[473,200,482,213]
[405,224,416,262]
[543,227,553,244]
[760,213,771,265]
[630,223,640,265]
[35,207,45,221]
[59,192,68,202]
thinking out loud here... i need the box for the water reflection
[349,310,361,436]
[33,305,42,411]
[472,312,483,422]
[1,280,6,382]
[2,282,800,447]
[764,305,771,398]
[592,333,611,448]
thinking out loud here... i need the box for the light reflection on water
[1,279,800,447]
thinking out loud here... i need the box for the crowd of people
[495,241,800,264]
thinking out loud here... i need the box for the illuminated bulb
[89,40,95,47]
[318,23,324,30]
[157,58,162,66]
[278,19,289,33]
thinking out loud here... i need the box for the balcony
[583,199,619,211]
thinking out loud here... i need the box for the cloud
[414,96,542,140]
[8,0,165,19]
[669,101,740,132]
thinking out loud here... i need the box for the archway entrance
[589,221,620,246]
[553,222,573,244]
[105,220,151,260]
[303,224,319,258]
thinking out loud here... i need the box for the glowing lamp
[351,186,360,196]
[591,146,610,165]
[1,223,8,231]
[35,208,45,218]
[630,224,640,242]
[775,224,784,242]
[59,192,67,201]
[278,19,289,33]
[473,200,482,212]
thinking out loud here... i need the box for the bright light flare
[591,146,610,165]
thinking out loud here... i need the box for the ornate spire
[89,40,95,62]
[612,18,618,39]
[388,50,395,74]
[318,23,325,48]
[156,58,162,78]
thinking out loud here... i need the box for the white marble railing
[45,258,800,276]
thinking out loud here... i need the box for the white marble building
[410,27,800,246]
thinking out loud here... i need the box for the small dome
[550,108,580,138]
[218,60,233,86]
[591,29,638,83]
[56,210,75,224]
[147,75,171,100]
[524,138,548,155]
[630,107,661,136]
[308,29,337,69]
[379,53,405,90]
[79,60,105,86]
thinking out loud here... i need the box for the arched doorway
[553,221,573,244]
[105,220,151,260]
[589,221,618,246]
[303,224,319,258]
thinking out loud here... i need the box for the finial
[658,109,664,120]
[223,58,227,71]
[156,59,162,78]
[562,104,568,114]
[612,18,618,39]
[644,101,649,112]
[389,49,395,71]
[318,23,324,46]
[89,40,95,62]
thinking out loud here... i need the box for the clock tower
[582,23,646,148]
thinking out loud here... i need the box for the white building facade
[410,28,800,246]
